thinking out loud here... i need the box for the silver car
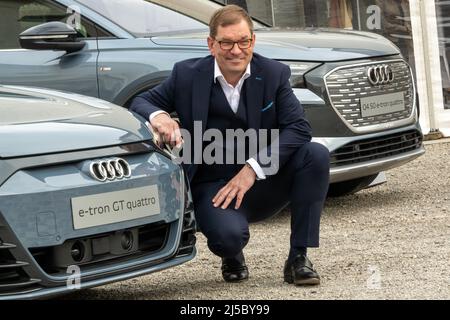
[0,0,425,196]
[0,86,196,300]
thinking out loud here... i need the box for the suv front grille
[330,130,423,167]
[325,60,414,132]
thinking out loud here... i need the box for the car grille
[330,130,423,167]
[0,219,41,297]
[325,60,414,132]
[29,222,170,275]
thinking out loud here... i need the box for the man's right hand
[149,113,182,148]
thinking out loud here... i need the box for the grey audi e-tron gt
[0,85,196,299]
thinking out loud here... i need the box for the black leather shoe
[221,257,249,282]
[284,254,320,286]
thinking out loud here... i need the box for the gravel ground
[65,140,450,300]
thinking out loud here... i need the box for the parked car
[0,85,196,299]
[0,0,425,197]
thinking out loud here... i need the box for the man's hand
[212,165,257,210]
[150,113,182,147]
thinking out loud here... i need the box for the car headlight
[280,61,321,88]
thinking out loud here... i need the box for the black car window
[0,0,97,50]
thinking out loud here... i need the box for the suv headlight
[280,61,321,88]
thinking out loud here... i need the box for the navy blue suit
[131,53,330,261]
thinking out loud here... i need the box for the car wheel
[327,174,379,197]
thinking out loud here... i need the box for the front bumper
[0,238,195,300]
[328,146,424,183]
[312,124,425,183]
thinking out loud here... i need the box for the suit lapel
[192,58,214,134]
[245,59,264,130]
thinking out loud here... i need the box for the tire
[327,174,379,197]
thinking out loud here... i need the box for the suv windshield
[77,0,209,36]
[76,0,264,37]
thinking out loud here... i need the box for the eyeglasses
[215,38,253,50]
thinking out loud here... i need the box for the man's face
[208,19,255,80]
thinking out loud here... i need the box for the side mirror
[19,21,86,53]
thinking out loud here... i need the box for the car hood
[151,28,399,61]
[0,86,152,158]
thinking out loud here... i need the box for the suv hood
[0,86,152,158]
[151,28,399,61]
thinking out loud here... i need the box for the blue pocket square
[261,101,273,112]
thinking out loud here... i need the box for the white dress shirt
[214,59,250,112]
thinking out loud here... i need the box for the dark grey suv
[0,0,424,196]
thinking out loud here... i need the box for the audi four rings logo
[367,65,395,85]
[89,158,131,182]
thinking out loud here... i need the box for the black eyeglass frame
[215,38,253,50]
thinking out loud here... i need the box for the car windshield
[76,0,265,37]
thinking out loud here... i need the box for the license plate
[360,92,405,117]
[71,185,160,230]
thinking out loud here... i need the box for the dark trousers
[191,142,330,261]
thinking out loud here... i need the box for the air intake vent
[177,204,196,257]
[330,130,423,167]
[0,237,41,296]
[176,175,196,257]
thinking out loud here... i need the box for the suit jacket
[130,53,312,181]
